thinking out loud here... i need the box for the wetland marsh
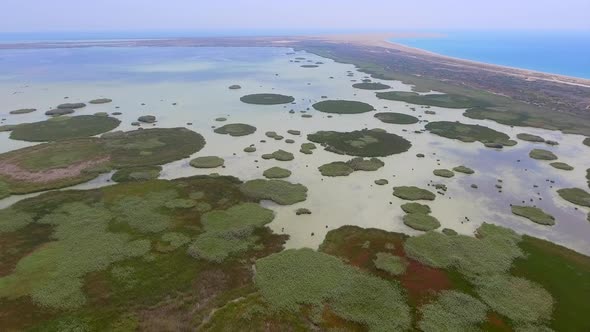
[0,45,589,331]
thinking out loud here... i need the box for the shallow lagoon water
[1,46,589,254]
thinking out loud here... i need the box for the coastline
[0,33,589,134]
[1,32,588,87]
[301,33,590,88]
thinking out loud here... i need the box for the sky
[2,0,589,33]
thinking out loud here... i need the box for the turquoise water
[393,31,590,79]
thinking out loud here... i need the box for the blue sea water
[393,31,590,79]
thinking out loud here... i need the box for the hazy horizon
[3,0,589,33]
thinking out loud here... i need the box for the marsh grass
[240,94,295,105]
[373,252,407,276]
[476,275,553,324]
[0,203,150,309]
[111,166,162,183]
[187,203,274,262]
[404,223,523,278]
[393,186,436,201]
[312,100,374,114]
[263,167,292,179]
[255,248,411,331]
[374,112,419,125]
[418,290,488,332]
[556,188,590,207]
[240,179,307,205]
[308,129,411,157]
[213,123,257,137]
[511,206,555,226]
[529,149,558,161]
[425,121,514,147]
[376,91,491,108]
[189,156,225,168]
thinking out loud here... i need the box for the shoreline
[0,32,589,134]
[1,32,589,86]
[300,33,590,88]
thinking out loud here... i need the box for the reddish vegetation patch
[399,258,451,304]
[486,312,512,331]
[0,224,52,277]
[321,305,365,331]
[0,298,55,331]
[0,156,110,183]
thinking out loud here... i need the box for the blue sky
[2,0,589,32]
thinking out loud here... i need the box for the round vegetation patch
[312,100,374,114]
[517,133,545,143]
[550,162,573,171]
[111,166,162,183]
[10,115,121,142]
[190,156,225,168]
[352,82,391,90]
[374,112,419,125]
[57,102,86,109]
[403,213,441,231]
[10,108,36,115]
[529,149,557,160]
[425,121,515,147]
[240,179,307,205]
[214,123,257,137]
[138,115,156,123]
[375,179,389,185]
[373,252,408,275]
[261,149,294,161]
[419,290,488,332]
[254,248,411,331]
[393,186,436,201]
[476,275,554,324]
[401,202,431,214]
[263,166,292,179]
[557,188,590,207]
[45,108,74,116]
[308,129,411,157]
[511,206,555,226]
[319,157,384,177]
[240,93,295,105]
[453,166,475,174]
[89,98,112,104]
[433,169,455,178]
[318,162,354,177]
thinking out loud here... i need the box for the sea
[393,31,590,79]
